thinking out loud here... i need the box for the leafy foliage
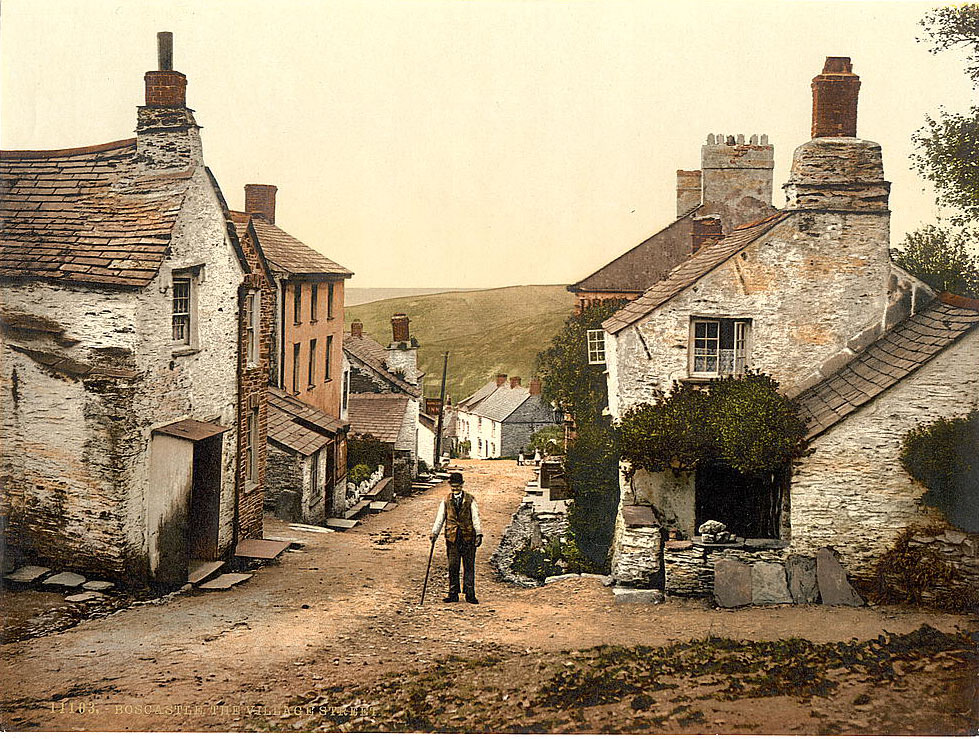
[348,464,374,486]
[900,411,979,531]
[893,224,979,297]
[347,434,387,473]
[528,425,565,455]
[565,422,621,567]
[617,373,808,477]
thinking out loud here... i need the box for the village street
[1,459,976,734]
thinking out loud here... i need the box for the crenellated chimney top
[245,184,277,224]
[811,56,860,139]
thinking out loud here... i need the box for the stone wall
[878,529,979,610]
[789,329,979,582]
[663,541,788,597]
[609,507,663,588]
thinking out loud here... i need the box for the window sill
[171,346,199,358]
[307,384,317,391]
[309,319,318,325]
[244,481,259,495]
[323,377,333,383]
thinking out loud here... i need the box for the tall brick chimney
[245,184,277,224]
[350,320,363,339]
[391,313,410,343]
[529,378,542,396]
[510,376,522,389]
[676,170,702,217]
[811,57,860,139]
[691,215,723,253]
[136,32,201,168]
[496,373,507,387]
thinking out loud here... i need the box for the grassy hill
[346,285,575,402]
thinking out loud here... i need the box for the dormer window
[691,318,750,377]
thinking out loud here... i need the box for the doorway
[695,462,788,540]
[187,435,222,561]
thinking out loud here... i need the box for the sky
[2,0,976,289]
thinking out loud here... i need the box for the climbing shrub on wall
[347,434,387,474]
[900,410,979,532]
[617,372,808,477]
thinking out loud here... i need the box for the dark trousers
[446,537,476,596]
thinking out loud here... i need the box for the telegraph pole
[434,351,449,468]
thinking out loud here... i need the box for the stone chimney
[783,58,889,213]
[245,184,277,224]
[136,32,202,169]
[350,320,363,339]
[387,314,419,385]
[676,170,702,217]
[691,215,723,253]
[811,57,860,139]
[529,378,542,396]
[496,373,507,387]
[509,376,522,389]
[700,133,775,231]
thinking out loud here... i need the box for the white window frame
[586,329,606,365]
[171,268,202,353]
[244,290,260,367]
[690,318,751,378]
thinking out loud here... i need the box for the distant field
[345,287,478,306]
[346,285,575,401]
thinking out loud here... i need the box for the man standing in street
[430,471,483,603]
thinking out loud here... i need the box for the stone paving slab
[613,587,665,604]
[197,573,253,591]
[751,562,792,604]
[325,518,359,531]
[288,523,336,534]
[82,580,115,592]
[66,592,105,603]
[816,548,864,606]
[187,561,224,585]
[41,572,87,589]
[4,566,51,584]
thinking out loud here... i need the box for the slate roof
[570,206,701,294]
[243,214,352,279]
[457,380,500,411]
[795,293,979,440]
[603,212,790,334]
[470,385,533,423]
[347,393,410,443]
[267,387,343,456]
[343,331,420,396]
[0,139,194,288]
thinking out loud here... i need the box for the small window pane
[172,277,191,343]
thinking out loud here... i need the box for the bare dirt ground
[1,458,976,734]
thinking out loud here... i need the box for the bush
[348,464,373,486]
[417,458,429,475]
[900,411,979,531]
[565,422,620,570]
[511,539,563,582]
[348,434,387,472]
[529,425,565,456]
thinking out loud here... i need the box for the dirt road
[1,459,976,733]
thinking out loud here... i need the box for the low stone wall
[877,528,979,611]
[490,503,540,588]
[610,509,663,588]
[663,539,788,597]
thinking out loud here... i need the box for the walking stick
[420,536,436,605]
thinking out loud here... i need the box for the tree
[893,224,979,297]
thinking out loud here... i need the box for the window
[310,284,318,323]
[324,335,333,381]
[172,276,192,344]
[341,368,350,414]
[311,450,320,496]
[327,282,335,319]
[293,283,302,324]
[245,407,259,484]
[586,329,606,365]
[292,343,301,394]
[691,318,750,377]
[243,290,260,366]
[308,338,317,388]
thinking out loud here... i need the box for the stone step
[613,587,665,605]
[82,580,115,592]
[41,572,87,590]
[234,539,291,560]
[345,500,372,520]
[325,518,359,531]
[369,501,397,513]
[197,573,253,591]
[288,523,336,535]
[66,591,105,604]
[4,566,51,585]
[188,560,224,585]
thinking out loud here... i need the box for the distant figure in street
[430,471,483,603]
[533,449,542,466]
[517,449,526,466]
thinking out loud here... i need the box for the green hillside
[346,285,576,402]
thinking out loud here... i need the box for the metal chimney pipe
[158,32,174,71]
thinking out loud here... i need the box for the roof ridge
[1,138,136,160]
[937,292,979,311]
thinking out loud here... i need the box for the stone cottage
[0,34,271,585]
[568,131,777,313]
[455,375,561,459]
[343,317,422,494]
[602,57,978,594]
[230,186,353,521]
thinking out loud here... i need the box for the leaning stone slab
[816,548,864,606]
[4,566,51,584]
[613,587,664,605]
[65,592,105,603]
[41,572,87,589]
[786,555,819,604]
[81,580,115,592]
[751,562,792,605]
[714,559,751,608]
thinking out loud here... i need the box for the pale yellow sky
[2,1,975,288]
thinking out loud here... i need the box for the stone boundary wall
[663,540,787,597]
[490,503,540,588]
[879,529,979,610]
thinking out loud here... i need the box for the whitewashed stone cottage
[0,35,271,585]
[602,57,979,594]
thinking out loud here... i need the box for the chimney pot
[350,320,363,339]
[811,56,860,138]
[391,313,410,343]
[496,373,507,387]
[245,184,277,224]
[510,376,522,389]
[157,31,173,71]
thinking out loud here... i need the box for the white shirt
[431,493,482,537]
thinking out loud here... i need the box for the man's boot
[465,591,479,604]
[443,594,459,603]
